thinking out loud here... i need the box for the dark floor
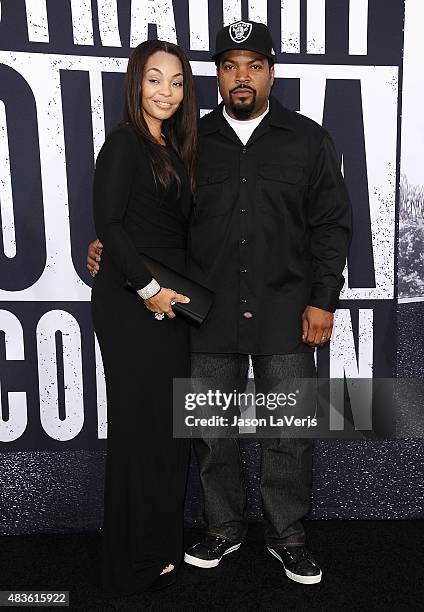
[0,521,421,611]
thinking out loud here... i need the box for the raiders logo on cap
[212,20,276,62]
[229,21,253,44]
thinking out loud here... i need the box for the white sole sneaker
[267,546,322,584]
[184,543,242,568]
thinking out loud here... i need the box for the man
[88,21,352,585]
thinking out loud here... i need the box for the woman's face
[141,51,184,125]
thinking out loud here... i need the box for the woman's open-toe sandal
[147,568,177,592]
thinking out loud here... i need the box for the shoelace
[283,546,313,565]
[203,537,230,553]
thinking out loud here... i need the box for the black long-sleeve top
[93,123,191,291]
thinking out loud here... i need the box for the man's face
[217,49,274,120]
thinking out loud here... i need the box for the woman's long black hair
[124,39,198,195]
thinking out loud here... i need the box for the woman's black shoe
[147,570,177,592]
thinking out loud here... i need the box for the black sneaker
[184,536,242,568]
[267,545,322,584]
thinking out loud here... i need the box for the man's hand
[144,288,190,319]
[87,239,103,276]
[301,305,334,347]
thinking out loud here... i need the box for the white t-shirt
[222,101,270,145]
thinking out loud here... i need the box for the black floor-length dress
[91,123,191,595]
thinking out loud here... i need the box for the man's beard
[229,87,257,119]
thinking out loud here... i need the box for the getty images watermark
[183,388,317,430]
[172,378,424,439]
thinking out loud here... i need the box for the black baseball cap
[212,20,276,63]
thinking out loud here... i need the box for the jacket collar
[199,96,296,136]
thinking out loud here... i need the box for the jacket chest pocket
[194,167,231,218]
[258,163,305,214]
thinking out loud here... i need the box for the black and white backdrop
[0,0,423,534]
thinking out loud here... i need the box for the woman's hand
[87,239,103,276]
[144,288,190,319]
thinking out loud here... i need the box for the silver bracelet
[137,278,161,300]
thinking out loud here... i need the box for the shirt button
[240,208,247,214]
[243,311,253,319]
[241,268,247,274]
[241,298,248,304]
[240,239,247,245]
[242,148,247,154]
[241,177,247,183]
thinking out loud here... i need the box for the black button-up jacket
[188,97,352,355]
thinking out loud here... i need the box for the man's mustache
[230,85,256,95]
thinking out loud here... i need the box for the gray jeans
[191,352,315,547]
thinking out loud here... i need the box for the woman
[91,40,198,595]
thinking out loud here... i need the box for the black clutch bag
[129,254,215,328]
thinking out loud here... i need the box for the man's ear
[216,66,224,99]
[270,64,275,87]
